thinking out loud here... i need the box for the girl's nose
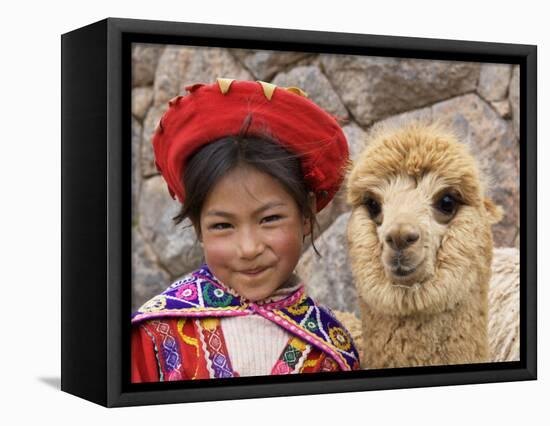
[237,229,265,259]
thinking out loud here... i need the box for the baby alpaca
[346,121,502,368]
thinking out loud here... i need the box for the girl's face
[198,165,312,302]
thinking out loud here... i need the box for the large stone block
[132,86,154,121]
[141,105,167,177]
[509,65,520,141]
[297,212,358,315]
[138,175,204,276]
[322,55,479,125]
[132,43,164,87]
[477,63,512,102]
[272,65,348,119]
[131,117,142,223]
[230,49,312,81]
[132,227,171,311]
[153,46,252,107]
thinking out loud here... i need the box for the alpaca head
[346,121,502,316]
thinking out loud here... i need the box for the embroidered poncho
[131,264,360,382]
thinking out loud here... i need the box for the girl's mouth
[240,267,269,276]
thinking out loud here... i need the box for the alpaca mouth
[387,256,425,283]
[391,266,417,277]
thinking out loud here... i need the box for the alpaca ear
[483,197,503,224]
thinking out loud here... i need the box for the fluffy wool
[346,121,502,368]
[488,248,520,362]
[336,248,520,365]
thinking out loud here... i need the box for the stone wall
[131,43,520,313]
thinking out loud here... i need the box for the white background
[1,0,546,424]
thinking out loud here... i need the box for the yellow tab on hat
[285,86,308,98]
[216,78,235,95]
[257,80,277,100]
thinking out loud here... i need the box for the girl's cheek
[268,226,303,253]
[202,234,234,261]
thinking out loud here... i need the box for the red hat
[152,78,349,212]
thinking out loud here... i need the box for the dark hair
[172,114,321,257]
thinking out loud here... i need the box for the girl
[131,78,360,382]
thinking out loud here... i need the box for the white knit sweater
[221,274,305,377]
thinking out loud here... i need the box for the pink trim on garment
[131,308,250,324]
[251,304,350,371]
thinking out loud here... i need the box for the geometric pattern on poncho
[132,264,360,371]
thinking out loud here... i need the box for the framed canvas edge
[61,18,110,407]
[108,365,534,408]
[94,17,537,407]
[522,43,537,381]
[105,16,536,60]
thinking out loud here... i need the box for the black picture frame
[61,17,537,408]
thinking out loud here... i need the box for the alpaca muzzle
[385,254,428,288]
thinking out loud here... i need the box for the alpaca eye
[364,197,382,219]
[436,193,458,216]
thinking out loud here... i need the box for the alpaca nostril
[406,232,419,244]
[386,232,399,250]
[385,225,420,250]
[385,233,403,250]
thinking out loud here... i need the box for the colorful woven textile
[132,264,360,377]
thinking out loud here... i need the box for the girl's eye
[261,215,281,224]
[210,223,232,230]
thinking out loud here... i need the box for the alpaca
[345,121,503,368]
[333,247,520,365]
[488,247,520,362]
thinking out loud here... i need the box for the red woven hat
[152,78,349,212]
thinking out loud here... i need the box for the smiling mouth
[240,267,269,276]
